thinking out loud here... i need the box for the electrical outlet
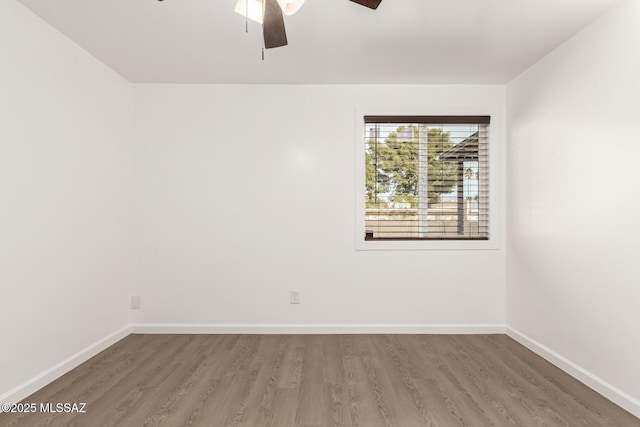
[131,296,141,310]
[290,289,300,304]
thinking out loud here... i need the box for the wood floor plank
[139,334,241,426]
[343,354,390,427]
[438,335,524,426]
[140,334,230,426]
[277,335,305,389]
[377,334,465,426]
[267,388,298,427]
[1,334,637,427]
[181,335,262,426]
[295,335,327,426]
[404,334,511,426]
[231,335,286,426]
[368,335,438,426]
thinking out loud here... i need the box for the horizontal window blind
[364,116,490,240]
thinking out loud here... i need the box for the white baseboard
[130,323,507,335]
[0,326,132,404]
[507,327,640,419]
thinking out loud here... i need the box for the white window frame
[354,107,503,251]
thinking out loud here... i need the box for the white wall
[507,0,640,413]
[0,1,133,398]
[132,84,506,329]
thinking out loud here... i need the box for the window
[364,116,489,241]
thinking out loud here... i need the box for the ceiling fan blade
[263,0,288,49]
[349,0,382,9]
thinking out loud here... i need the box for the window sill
[365,237,489,241]
[356,238,498,251]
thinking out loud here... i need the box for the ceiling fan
[254,0,383,49]
[158,0,382,50]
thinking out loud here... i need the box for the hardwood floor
[1,334,637,426]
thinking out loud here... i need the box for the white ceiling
[18,0,621,84]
